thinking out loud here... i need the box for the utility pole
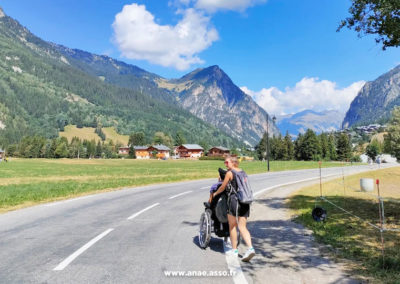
[266,114,276,172]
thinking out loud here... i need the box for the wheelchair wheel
[199,210,211,249]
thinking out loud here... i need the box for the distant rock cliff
[343,65,400,128]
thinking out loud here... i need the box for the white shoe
[228,249,238,257]
[242,247,255,262]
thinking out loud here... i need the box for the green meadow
[0,158,351,212]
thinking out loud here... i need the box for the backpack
[215,194,228,223]
[231,169,254,204]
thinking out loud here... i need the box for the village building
[147,144,170,159]
[134,146,150,159]
[118,146,130,155]
[176,144,204,159]
[208,146,230,157]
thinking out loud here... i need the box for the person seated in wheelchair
[204,167,227,209]
[203,168,230,238]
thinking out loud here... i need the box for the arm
[212,171,232,198]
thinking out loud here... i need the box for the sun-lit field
[0,158,351,212]
[103,127,129,145]
[289,166,400,283]
[59,125,102,143]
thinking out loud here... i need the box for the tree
[129,144,136,159]
[338,0,400,50]
[319,133,329,160]
[54,142,68,158]
[296,129,321,161]
[129,132,145,146]
[366,142,380,161]
[199,139,209,153]
[152,132,173,148]
[337,133,352,161]
[328,134,337,161]
[174,131,186,146]
[255,132,268,160]
[283,131,294,160]
[385,106,400,160]
[95,141,102,158]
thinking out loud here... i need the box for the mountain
[277,110,344,137]
[342,65,400,128]
[53,49,280,146]
[155,66,280,146]
[0,7,240,147]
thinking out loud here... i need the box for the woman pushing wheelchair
[205,155,255,262]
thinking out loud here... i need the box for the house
[0,149,4,160]
[118,146,130,155]
[134,146,150,159]
[176,144,204,159]
[148,144,170,159]
[208,146,230,157]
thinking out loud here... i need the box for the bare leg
[238,217,252,248]
[227,214,238,249]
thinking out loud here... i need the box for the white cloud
[241,77,365,115]
[112,4,218,70]
[195,0,267,13]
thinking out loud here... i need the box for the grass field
[0,159,352,212]
[59,125,102,143]
[103,127,129,145]
[59,125,129,145]
[288,166,400,283]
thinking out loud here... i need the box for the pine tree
[284,131,294,160]
[336,133,352,161]
[174,131,186,146]
[319,133,329,160]
[328,134,337,161]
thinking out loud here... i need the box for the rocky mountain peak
[0,7,5,18]
[342,64,400,128]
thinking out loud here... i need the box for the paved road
[0,164,392,283]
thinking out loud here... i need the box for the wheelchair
[198,169,240,249]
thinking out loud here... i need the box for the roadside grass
[0,158,358,212]
[288,166,400,283]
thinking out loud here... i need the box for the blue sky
[1,0,399,115]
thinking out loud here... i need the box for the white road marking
[168,191,192,199]
[53,228,114,271]
[127,203,160,220]
[253,174,338,197]
[200,186,210,190]
[223,240,248,284]
[44,196,92,207]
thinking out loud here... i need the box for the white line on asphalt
[253,174,338,197]
[200,186,210,190]
[44,196,92,207]
[127,203,160,220]
[53,228,114,271]
[223,241,248,284]
[168,191,192,199]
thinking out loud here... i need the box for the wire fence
[314,163,400,266]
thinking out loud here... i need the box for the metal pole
[376,179,385,267]
[267,115,270,172]
[319,161,322,197]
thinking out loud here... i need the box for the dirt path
[240,181,360,284]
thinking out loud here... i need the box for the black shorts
[228,195,250,218]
